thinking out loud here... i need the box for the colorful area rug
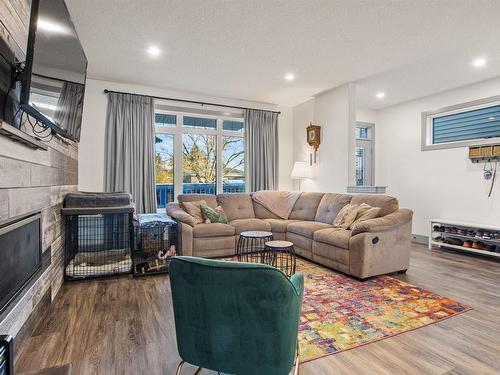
[296,259,471,362]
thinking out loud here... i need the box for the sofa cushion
[178,194,218,209]
[349,203,381,228]
[289,192,325,221]
[287,221,333,239]
[350,194,399,217]
[230,218,271,234]
[217,194,255,221]
[263,218,299,233]
[314,193,352,224]
[181,200,207,224]
[200,203,228,224]
[332,203,359,229]
[313,228,351,249]
[193,223,235,238]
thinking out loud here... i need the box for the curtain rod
[103,89,281,114]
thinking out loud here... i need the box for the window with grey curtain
[104,92,156,213]
[244,109,279,191]
[53,81,85,139]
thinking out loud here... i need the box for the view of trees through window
[182,134,217,193]
[222,136,245,191]
[154,111,245,209]
[155,134,174,184]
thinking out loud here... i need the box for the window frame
[355,122,375,187]
[421,95,500,151]
[154,106,246,202]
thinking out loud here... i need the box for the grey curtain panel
[104,92,156,213]
[54,81,85,139]
[244,109,279,192]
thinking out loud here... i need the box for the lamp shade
[291,161,312,179]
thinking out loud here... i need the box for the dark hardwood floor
[15,244,500,375]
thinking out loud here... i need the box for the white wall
[356,108,377,124]
[276,105,294,190]
[292,99,315,190]
[291,84,356,192]
[377,77,500,235]
[79,78,294,191]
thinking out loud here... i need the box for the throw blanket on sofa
[252,190,301,219]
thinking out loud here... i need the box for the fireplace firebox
[0,214,42,315]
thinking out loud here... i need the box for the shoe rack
[429,219,500,259]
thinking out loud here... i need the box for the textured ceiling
[65,0,500,108]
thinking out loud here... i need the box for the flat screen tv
[20,0,87,142]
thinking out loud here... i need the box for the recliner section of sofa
[167,191,413,279]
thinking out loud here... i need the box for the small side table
[236,231,273,264]
[264,240,296,277]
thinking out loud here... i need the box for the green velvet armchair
[169,256,304,375]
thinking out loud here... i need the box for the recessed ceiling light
[147,45,161,57]
[285,73,295,82]
[489,117,496,120]
[376,92,385,99]
[37,19,68,34]
[472,57,487,68]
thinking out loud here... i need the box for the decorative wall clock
[306,122,321,163]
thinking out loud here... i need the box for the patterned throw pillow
[181,200,207,224]
[200,204,228,224]
[332,204,359,229]
[349,203,381,229]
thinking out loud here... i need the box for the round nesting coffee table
[264,240,296,277]
[236,231,273,264]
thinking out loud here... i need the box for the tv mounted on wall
[20,0,87,142]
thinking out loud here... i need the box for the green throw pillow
[200,203,228,224]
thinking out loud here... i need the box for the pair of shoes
[433,225,442,232]
[457,228,466,235]
[482,231,491,239]
[463,241,472,248]
[475,231,484,238]
[472,242,486,250]
[444,238,463,246]
[485,244,497,252]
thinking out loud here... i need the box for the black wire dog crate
[62,192,135,280]
[133,214,179,276]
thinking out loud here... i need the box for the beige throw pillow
[349,203,381,229]
[332,204,359,229]
[181,200,207,225]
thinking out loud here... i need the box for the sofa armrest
[179,223,193,256]
[167,203,196,227]
[350,208,413,236]
[348,212,413,279]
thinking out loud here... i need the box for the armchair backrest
[169,256,303,375]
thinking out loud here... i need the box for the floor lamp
[291,161,311,191]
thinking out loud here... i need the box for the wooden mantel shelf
[0,121,48,151]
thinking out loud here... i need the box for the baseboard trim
[412,234,428,245]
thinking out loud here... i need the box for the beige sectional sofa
[167,192,413,279]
